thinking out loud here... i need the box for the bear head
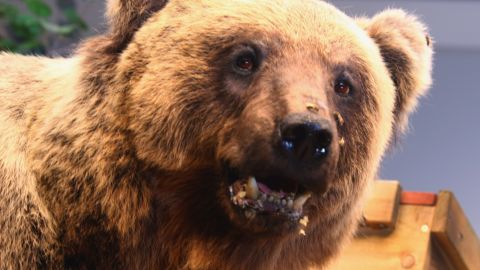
[83,0,432,267]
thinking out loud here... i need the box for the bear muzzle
[223,113,340,232]
[275,113,340,193]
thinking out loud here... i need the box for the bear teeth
[292,193,312,211]
[245,176,259,199]
[229,176,312,219]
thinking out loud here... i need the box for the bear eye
[233,47,259,76]
[334,78,352,97]
[236,54,255,71]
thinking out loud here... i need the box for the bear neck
[25,36,152,267]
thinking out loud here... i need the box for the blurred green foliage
[0,0,87,54]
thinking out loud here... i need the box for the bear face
[117,0,430,237]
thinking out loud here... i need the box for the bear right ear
[357,9,433,136]
[105,0,169,52]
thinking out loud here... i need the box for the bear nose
[279,120,333,163]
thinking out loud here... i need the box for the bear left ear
[357,9,433,135]
[105,0,169,52]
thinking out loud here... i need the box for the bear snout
[274,114,339,194]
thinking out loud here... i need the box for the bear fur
[0,0,432,269]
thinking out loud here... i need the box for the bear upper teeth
[245,176,259,199]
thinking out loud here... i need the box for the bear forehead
[138,0,382,68]
[131,0,394,100]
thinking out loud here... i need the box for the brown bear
[0,0,433,269]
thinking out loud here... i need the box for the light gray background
[12,0,480,233]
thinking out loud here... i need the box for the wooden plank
[362,180,402,230]
[429,237,456,270]
[327,204,435,270]
[431,191,480,270]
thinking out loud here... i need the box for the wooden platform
[327,180,480,270]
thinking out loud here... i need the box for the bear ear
[105,0,169,52]
[357,9,433,135]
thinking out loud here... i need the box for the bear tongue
[257,182,286,197]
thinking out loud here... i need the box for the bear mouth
[224,163,312,230]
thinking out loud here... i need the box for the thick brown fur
[0,1,432,269]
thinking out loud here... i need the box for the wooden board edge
[362,180,402,231]
[431,191,480,270]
